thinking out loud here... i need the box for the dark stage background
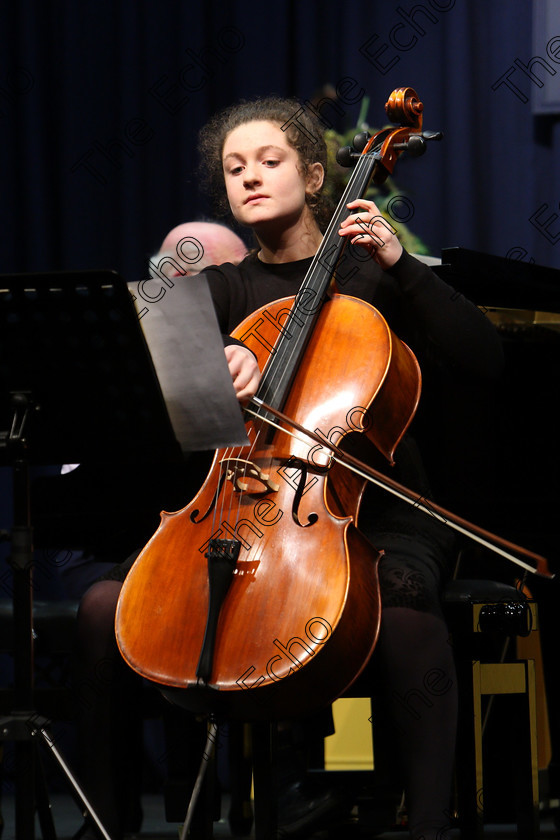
[2,0,560,279]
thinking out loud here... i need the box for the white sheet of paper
[129,273,249,451]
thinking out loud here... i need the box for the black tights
[75,580,457,840]
[373,605,457,840]
[370,533,458,839]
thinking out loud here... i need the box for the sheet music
[129,273,248,451]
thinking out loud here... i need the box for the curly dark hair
[197,96,333,231]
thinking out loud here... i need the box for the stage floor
[1,793,559,839]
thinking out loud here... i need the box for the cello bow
[246,396,554,580]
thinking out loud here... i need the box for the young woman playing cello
[78,96,503,840]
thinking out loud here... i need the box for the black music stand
[0,269,236,838]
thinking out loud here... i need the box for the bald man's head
[151,221,247,279]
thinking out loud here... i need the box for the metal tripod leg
[38,723,114,840]
[1,712,114,840]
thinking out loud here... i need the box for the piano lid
[483,307,560,331]
[434,246,560,312]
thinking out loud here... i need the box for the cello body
[116,293,421,720]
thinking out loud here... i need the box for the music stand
[0,269,244,838]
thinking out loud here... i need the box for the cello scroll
[336,86,443,183]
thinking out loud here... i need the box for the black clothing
[204,248,503,381]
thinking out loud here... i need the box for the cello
[115,88,551,722]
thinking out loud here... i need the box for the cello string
[209,153,377,551]
[211,416,267,548]
[232,414,279,520]
[213,148,381,551]
[254,153,374,410]
[207,445,230,550]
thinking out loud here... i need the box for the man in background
[155,220,247,275]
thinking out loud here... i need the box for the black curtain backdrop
[2,0,560,283]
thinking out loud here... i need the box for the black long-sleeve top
[203,248,504,382]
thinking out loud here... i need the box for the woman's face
[221,120,322,232]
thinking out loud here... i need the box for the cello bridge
[205,538,242,566]
[220,457,280,493]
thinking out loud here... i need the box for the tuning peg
[353,131,370,152]
[393,129,444,157]
[336,146,361,167]
[394,135,427,156]
[422,130,444,142]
